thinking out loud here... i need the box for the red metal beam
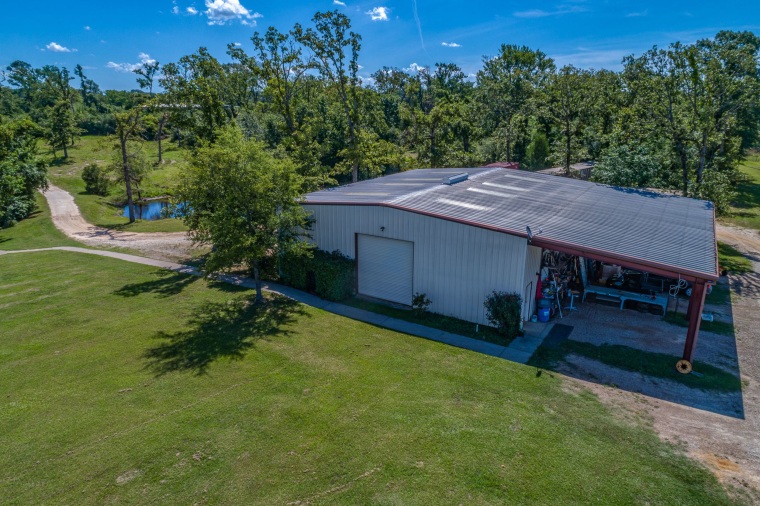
[682,279,707,363]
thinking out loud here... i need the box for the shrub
[484,291,522,338]
[81,163,110,196]
[312,250,355,301]
[280,248,355,301]
[280,249,312,291]
[412,292,432,317]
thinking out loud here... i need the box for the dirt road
[43,184,196,262]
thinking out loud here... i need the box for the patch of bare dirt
[44,184,196,262]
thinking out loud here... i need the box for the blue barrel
[537,307,551,322]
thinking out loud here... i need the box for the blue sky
[2,0,759,90]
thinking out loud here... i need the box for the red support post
[682,279,707,363]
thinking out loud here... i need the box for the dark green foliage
[0,119,48,228]
[412,292,432,317]
[525,131,550,169]
[484,291,522,338]
[81,162,110,196]
[279,249,312,291]
[593,142,664,188]
[312,250,355,301]
[280,248,355,301]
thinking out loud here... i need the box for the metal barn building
[303,167,719,365]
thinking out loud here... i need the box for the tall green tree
[134,58,169,164]
[252,27,309,135]
[542,65,592,174]
[112,109,147,223]
[295,10,363,182]
[476,45,554,163]
[177,126,310,302]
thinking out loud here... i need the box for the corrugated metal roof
[304,168,718,280]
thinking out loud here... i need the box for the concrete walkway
[0,246,549,364]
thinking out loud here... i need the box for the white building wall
[303,204,529,326]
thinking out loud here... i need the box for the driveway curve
[43,184,195,261]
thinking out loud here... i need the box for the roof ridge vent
[442,172,469,185]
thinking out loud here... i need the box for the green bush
[280,250,312,291]
[484,291,522,338]
[81,163,110,196]
[312,250,355,301]
[280,248,355,301]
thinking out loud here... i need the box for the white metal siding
[303,204,529,325]
[358,235,414,304]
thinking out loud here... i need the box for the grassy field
[0,250,741,505]
[726,153,760,230]
[0,193,79,251]
[45,136,188,233]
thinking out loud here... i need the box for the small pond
[123,200,181,220]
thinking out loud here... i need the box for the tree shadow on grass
[113,270,202,298]
[143,296,306,376]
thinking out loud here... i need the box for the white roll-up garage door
[357,234,414,305]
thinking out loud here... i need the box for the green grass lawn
[529,338,741,393]
[725,153,760,230]
[45,136,188,233]
[718,241,754,275]
[0,250,741,504]
[0,193,79,251]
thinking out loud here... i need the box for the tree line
[1,10,759,230]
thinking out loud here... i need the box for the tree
[252,27,310,135]
[134,59,169,164]
[176,126,311,302]
[476,45,554,163]
[112,109,147,223]
[0,118,48,228]
[295,10,363,182]
[46,99,78,158]
[542,65,592,174]
[133,60,159,97]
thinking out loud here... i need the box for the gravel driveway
[44,184,196,262]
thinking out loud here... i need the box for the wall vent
[442,172,469,185]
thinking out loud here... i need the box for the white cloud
[172,5,180,14]
[106,53,156,73]
[625,10,648,17]
[514,5,587,18]
[404,62,425,73]
[205,0,262,26]
[366,6,389,21]
[441,42,461,47]
[233,42,242,46]
[333,0,346,5]
[45,42,76,53]
[84,26,91,31]
[187,6,198,14]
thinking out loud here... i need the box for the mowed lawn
[726,153,760,231]
[0,253,738,505]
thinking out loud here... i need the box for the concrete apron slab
[1,246,551,366]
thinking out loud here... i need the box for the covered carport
[530,235,717,372]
